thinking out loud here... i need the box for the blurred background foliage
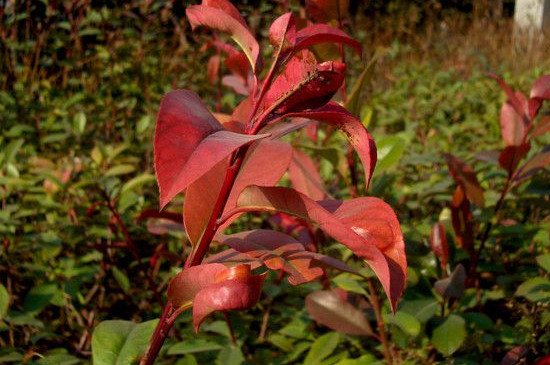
[1,0,549,364]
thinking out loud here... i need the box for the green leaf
[536,253,550,273]
[23,283,58,312]
[121,173,155,194]
[431,314,466,356]
[304,332,340,365]
[215,345,244,365]
[36,353,80,365]
[335,354,383,365]
[332,274,367,296]
[384,311,421,337]
[399,298,438,323]
[73,112,87,135]
[92,319,158,365]
[105,164,136,177]
[167,339,223,355]
[515,277,550,302]
[374,136,406,172]
[112,267,130,293]
[0,284,9,320]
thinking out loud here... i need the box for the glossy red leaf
[167,263,227,308]
[450,186,475,258]
[289,149,326,200]
[269,12,296,53]
[184,140,291,244]
[235,185,406,312]
[193,269,266,332]
[186,2,261,72]
[263,50,345,117]
[430,223,449,271]
[213,230,356,285]
[513,144,550,185]
[528,74,550,119]
[500,92,530,146]
[305,290,372,336]
[305,0,349,23]
[498,143,531,175]
[275,102,376,189]
[444,153,485,207]
[294,24,361,56]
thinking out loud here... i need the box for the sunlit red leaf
[224,52,250,82]
[154,90,268,208]
[430,223,448,271]
[262,50,346,116]
[269,12,296,53]
[193,268,265,332]
[444,153,485,207]
[186,2,261,72]
[235,185,406,312]
[184,140,291,244]
[167,263,227,308]
[450,186,475,258]
[500,92,530,146]
[274,102,376,189]
[289,149,326,200]
[498,143,531,175]
[488,73,530,125]
[513,144,550,185]
[305,290,372,336]
[213,230,356,285]
[528,74,550,119]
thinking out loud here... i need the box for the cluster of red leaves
[152,0,407,332]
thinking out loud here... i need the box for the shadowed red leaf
[305,0,349,23]
[528,74,550,119]
[305,290,372,336]
[450,186,475,258]
[275,102,376,189]
[444,153,485,207]
[500,92,530,146]
[513,144,550,185]
[498,143,531,175]
[430,223,449,271]
[289,149,326,200]
[294,24,361,56]
[167,263,227,308]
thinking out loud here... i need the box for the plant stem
[367,278,393,365]
[139,303,174,365]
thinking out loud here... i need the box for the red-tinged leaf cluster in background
[167,263,265,332]
[305,0,350,24]
[430,223,449,273]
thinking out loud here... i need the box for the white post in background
[514,0,550,36]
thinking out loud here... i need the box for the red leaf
[274,102,377,189]
[535,355,550,365]
[193,269,265,332]
[207,54,220,84]
[434,264,466,299]
[235,185,406,312]
[498,143,531,175]
[222,75,249,95]
[167,263,227,308]
[500,92,530,146]
[289,149,326,200]
[137,208,181,223]
[489,73,530,126]
[430,223,448,271]
[532,115,550,138]
[450,186,475,258]
[269,12,296,53]
[224,52,250,82]
[513,144,550,185]
[305,0,350,23]
[528,74,550,119]
[186,3,261,72]
[154,90,268,208]
[444,153,485,207]
[213,230,356,285]
[295,24,361,56]
[501,346,528,365]
[184,140,291,244]
[305,290,372,336]
[263,50,346,116]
